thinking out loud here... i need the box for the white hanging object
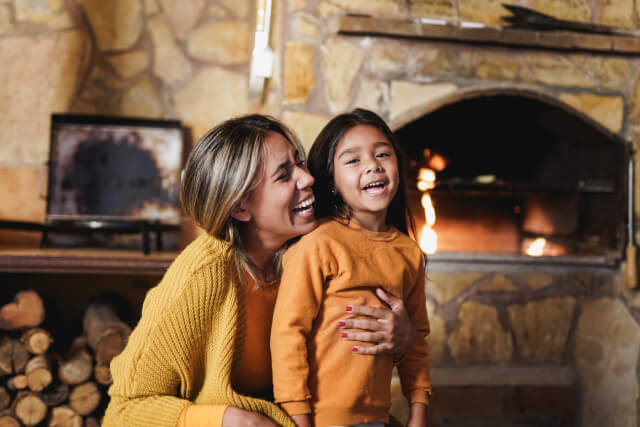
[249,0,273,101]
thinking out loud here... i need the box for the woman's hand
[223,407,279,427]
[338,288,416,358]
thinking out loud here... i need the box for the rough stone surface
[207,4,228,18]
[0,30,90,164]
[284,40,315,103]
[559,92,624,133]
[575,298,640,427]
[77,0,143,51]
[479,274,518,292]
[187,21,250,65]
[508,297,575,361]
[354,78,390,117]
[426,300,446,366]
[281,111,329,153]
[522,54,594,87]
[289,0,307,11]
[120,76,163,118]
[144,0,159,14]
[15,0,73,29]
[371,42,410,76]
[295,15,319,38]
[148,15,192,85]
[158,0,206,39]
[218,0,249,18]
[390,81,457,121]
[108,51,149,79]
[417,48,472,78]
[533,0,591,22]
[316,0,405,15]
[427,271,484,304]
[0,167,46,245]
[0,4,12,34]
[523,273,555,291]
[409,0,456,18]
[322,38,364,113]
[173,67,248,141]
[601,0,635,28]
[588,57,631,90]
[449,301,513,362]
[631,73,640,118]
[474,53,520,81]
[458,0,512,26]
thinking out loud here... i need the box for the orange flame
[417,168,437,254]
[525,237,546,256]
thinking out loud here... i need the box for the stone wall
[2,0,640,425]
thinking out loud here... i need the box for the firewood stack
[0,290,132,426]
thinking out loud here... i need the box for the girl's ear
[230,201,252,222]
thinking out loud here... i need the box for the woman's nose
[296,166,315,190]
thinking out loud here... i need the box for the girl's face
[332,125,399,231]
[241,131,317,248]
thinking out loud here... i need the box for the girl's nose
[366,159,383,173]
[296,166,315,190]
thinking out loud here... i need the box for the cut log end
[69,382,100,416]
[0,290,45,331]
[13,391,47,426]
[49,405,82,427]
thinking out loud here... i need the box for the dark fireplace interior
[395,93,629,262]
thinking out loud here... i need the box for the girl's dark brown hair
[307,108,414,235]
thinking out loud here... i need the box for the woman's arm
[338,287,417,358]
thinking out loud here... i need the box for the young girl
[271,109,431,427]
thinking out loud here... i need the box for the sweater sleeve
[397,257,432,405]
[179,404,228,427]
[270,238,329,415]
[104,261,227,427]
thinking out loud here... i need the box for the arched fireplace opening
[394,91,629,264]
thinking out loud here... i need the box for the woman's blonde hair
[180,114,305,283]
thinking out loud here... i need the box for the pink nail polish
[346,306,353,312]
[341,332,347,338]
[352,346,359,352]
[338,321,346,327]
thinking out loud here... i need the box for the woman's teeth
[293,197,315,213]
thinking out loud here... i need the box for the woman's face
[332,125,399,228]
[241,131,317,248]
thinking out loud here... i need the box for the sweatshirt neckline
[330,218,401,242]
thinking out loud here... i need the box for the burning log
[25,355,53,392]
[83,301,131,365]
[21,328,53,355]
[13,391,47,426]
[68,382,100,416]
[0,290,45,330]
[6,374,27,390]
[49,405,82,427]
[0,338,30,376]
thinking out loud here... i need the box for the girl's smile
[332,125,399,232]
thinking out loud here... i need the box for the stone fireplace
[277,2,640,426]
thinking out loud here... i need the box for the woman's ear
[230,201,252,222]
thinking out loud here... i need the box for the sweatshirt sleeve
[397,257,432,405]
[178,404,228,427]
[270,238,329,415]
[104,263,225,427]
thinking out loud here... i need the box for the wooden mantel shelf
[0,248,177,275]
[337,14,640,55]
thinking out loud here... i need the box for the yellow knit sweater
[103,233,294,427]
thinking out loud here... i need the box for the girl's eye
[345,158,358,165]
[376,152,391,158]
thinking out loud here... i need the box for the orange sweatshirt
[271,219,431,427]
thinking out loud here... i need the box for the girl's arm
[270,239,328,417]
[407,402,429,427]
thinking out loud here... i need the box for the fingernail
[346,306,353,312]
[338,321,346,327]
[341,332,347,338]
[352,346,359,352]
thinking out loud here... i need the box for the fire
[525,237,546,256]
[417,168,437,254]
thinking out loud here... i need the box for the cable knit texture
[103,233,294,427]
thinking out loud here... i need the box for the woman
[103,115,417,427]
